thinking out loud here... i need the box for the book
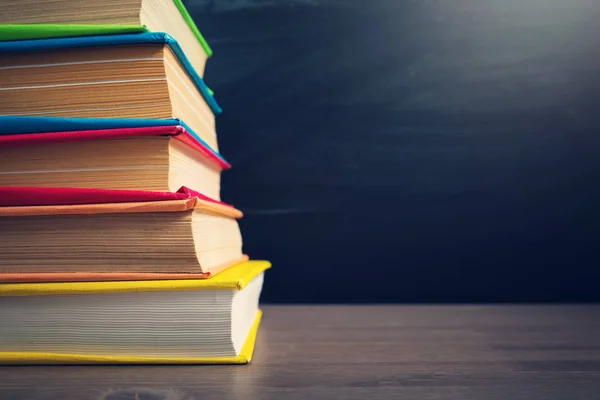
[0,32,222,150]
[0,260,270,364]
[0,186,245,278]
[0,0,212,76]
[0,119,230,199]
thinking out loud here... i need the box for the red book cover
[0,125,231,170]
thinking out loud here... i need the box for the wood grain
[0,305,599,399]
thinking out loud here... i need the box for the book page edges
[0,310,261,365]
[0,255,250,283]
[0,33,222,114]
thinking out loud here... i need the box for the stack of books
[0,0,270,364]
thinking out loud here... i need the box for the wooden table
[1,305,599,399]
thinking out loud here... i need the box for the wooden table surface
[1,305,599,400]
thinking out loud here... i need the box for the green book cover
[0,24,147,41]
[173,0,213,58]
[0,0,213,57]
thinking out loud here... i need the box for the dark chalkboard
[184,0,600,303]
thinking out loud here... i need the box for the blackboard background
[185,0,600,303]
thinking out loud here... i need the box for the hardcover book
[0,186,245,280]
[0,33,222,150]
[0,0,213,76]
[0,260,271,364]
[0,117,230,199]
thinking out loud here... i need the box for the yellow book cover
[0,260,271,365]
